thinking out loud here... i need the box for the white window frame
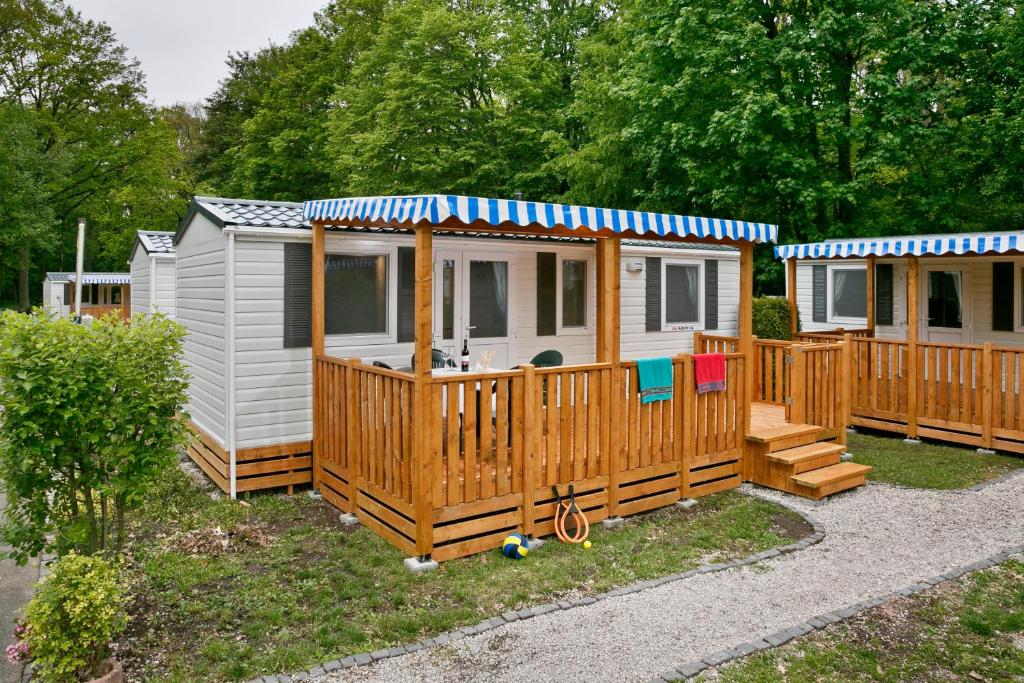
[826,264,868,325]
[556,253,594,335]
[323,239,398,345]
[661,258,704,332]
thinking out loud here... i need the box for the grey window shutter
[397,247,415,343]
[92,284,99,304]
[646,257,662,332]
[537,252,556,335]
[812,265,827,323]
[283,242,312,348]
[875,263,894,326]
[704,259,718,330]
[992,262,1014,332]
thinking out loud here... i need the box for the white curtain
[492,261,508,322]
[833,269,848,309]
[951,272,962,311]
[685,264,699,317]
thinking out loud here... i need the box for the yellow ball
[583,540,592,550]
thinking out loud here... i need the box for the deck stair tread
[767,442,846,465]
[746,423,820,443]
[791,462,872,488]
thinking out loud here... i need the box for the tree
[327,0,562,198]
[0,312,189,563]
[565,0,1018,292]
[0,0,189,305]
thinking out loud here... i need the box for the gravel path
[316,474,1024,683]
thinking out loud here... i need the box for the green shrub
[752,296,792,340]
[23,553,126,682]
[0,311,190,562]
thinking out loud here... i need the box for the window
[469,260,508,338]
[561,259,587,328]
[927,270,962,328]
[663,261,701,329]
[829,267,867,320]
[111,287,122,305]
[324,253,389,335]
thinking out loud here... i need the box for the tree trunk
[18,247,30,312]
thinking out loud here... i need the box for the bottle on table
[461,339,470,372]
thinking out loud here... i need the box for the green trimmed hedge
[752,296,792,341]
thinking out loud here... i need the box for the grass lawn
[702,559,1024,682]
[117,464,810,682]
[848,431,1024,489]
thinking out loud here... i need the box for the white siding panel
[177,213,227,445]
[130,250,151,316]
[153,258,176,318]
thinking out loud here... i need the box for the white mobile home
[786,232,1024,346]
[42,271,131,319]
[176,196,744,495]
[42,272,72,317]
[130,230,176,318]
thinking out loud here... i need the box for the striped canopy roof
[303,195,777,244]
[67,272,131,285]
[776,230,1024,260]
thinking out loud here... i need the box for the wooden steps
[791,462,872,500]
[744,407,870,500]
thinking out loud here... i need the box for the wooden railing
[793,327,873,342]
[850,338,909,419]
[693,332,740,354]
[788,343,849,441]
[753,339,791,405]
[313,352,747,561]
[81,304,130,320]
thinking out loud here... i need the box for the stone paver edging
[652,544,1024,682]
[245,498,825,683]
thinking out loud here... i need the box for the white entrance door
[920,266,971,343]
[433,251,514,370]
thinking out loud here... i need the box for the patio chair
[528,350,563,405]
[372,361,393,370]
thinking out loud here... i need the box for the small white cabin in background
[43,272,72,317]
[174,196,743,494]
[130,230,176,318]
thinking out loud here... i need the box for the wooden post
[345,359,360,513]
[739,243,754,433]
[678,354,694,497]
[865,255,876,333]
[982,343,994,450]
[412,226,434,558]
[840,334,853,447]
[786,258,798,339]
[693,331,704,354]
[790,346,807,424]
[906,255,919,439]
[521,364,537,536]
[596,236,622,516]
[596,237,621,363]
[311,221,325,490]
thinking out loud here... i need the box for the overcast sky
[66,0,328,106]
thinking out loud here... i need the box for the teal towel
[637,357,673,404]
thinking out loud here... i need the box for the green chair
[529,350,563,368]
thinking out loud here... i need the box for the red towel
[694,353,726,394]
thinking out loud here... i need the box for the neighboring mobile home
[175,196,746,496]
[130,230,176,318]
[42,271,131,320]
[778,231,1024,453]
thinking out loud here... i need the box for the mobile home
[130,230,176,318]
[175,196,746,496]
[42,271,131,320]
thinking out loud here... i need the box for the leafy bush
[23,553,126,682]
[0,311,189,562]
[752,296,792,340]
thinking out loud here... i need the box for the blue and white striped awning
[67,272,131,285]
[775,231,1024,260]
[303,195,777,243]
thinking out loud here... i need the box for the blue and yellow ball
[502,533,529,560]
